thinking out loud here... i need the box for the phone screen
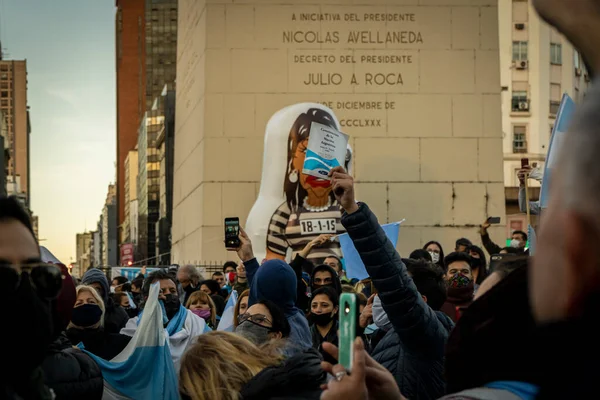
[487,217,501,224]
[224,218,240,249]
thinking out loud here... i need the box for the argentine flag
[86,282,179,399]
[339,221,402,281]
[217,290,239,332]
[111,267,160,281]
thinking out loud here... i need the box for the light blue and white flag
[120,298,211,372]
[111,267,160,281]
[86,282,179,400]
[339,221,402,281]
[540,94,576,209]
[217,290,239,332]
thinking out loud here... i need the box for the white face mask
[428,251,440,263]
[372,295,393,331]
[510,239,521,248]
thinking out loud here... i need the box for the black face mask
[71,304,103,328]
[313,283,334,291]
[310,312,335,327]
[163,293,180,320]
[0,272,54,378]
[125,307,138,319]
[132,292,142,305]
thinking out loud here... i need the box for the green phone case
[338,293,358,372]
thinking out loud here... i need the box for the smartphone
[338,293,358,373]
[487,216,501,224]
[224,217,240,249]
[521,158,529,169]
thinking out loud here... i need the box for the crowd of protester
[2,2,600,398]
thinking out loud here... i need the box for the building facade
[116,0,146,236]
[122,149,139,244]
[499,0,591,229]
[0,59,30,205]
[0,110,7,196]
[137,108,162,264]
[172,0,508,264]
[101,184,118,266]
[91,228,102,267]
[116,0,178,239]
[155,87,175,265]
[144,0,178,112]
[75,232,93,278]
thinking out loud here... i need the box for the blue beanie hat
[82,268,109,303]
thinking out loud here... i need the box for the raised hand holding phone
[234,227,254,263]
[329,166,358,214]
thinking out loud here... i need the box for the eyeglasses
[0,263,63,299]
[237,313,272,326]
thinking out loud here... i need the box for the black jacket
[240,348,325,400]
[480,231,502,256]
[1,367,54,400]
[289,254,313,312]
[66,327,131,361]
[104,297,129,334]
[41,334,104,399]
[310,321,338,364]
[341,203,454,400]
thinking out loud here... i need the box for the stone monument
[172,0,506,264]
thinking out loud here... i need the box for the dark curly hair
[402,258,447,311]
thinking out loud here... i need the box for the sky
[1,0,116,263]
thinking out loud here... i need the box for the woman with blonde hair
[233,289,250,328]
[185,290,217,330]
[179,331,325,400]
[66,285,131,360]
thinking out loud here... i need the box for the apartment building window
[574,50,581,70]
[512,41,528,61]
[550,43,562,65]
[550,83,561,115]
[513,125,528,153]
[512,91,529,112]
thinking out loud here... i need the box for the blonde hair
[233,289,250,328]
[68,285,106,329]
[186,291,217,327]
[179,331,283,400]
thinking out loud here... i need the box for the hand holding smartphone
[338,293,358,373]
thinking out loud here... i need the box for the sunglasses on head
[0,263,63,299]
